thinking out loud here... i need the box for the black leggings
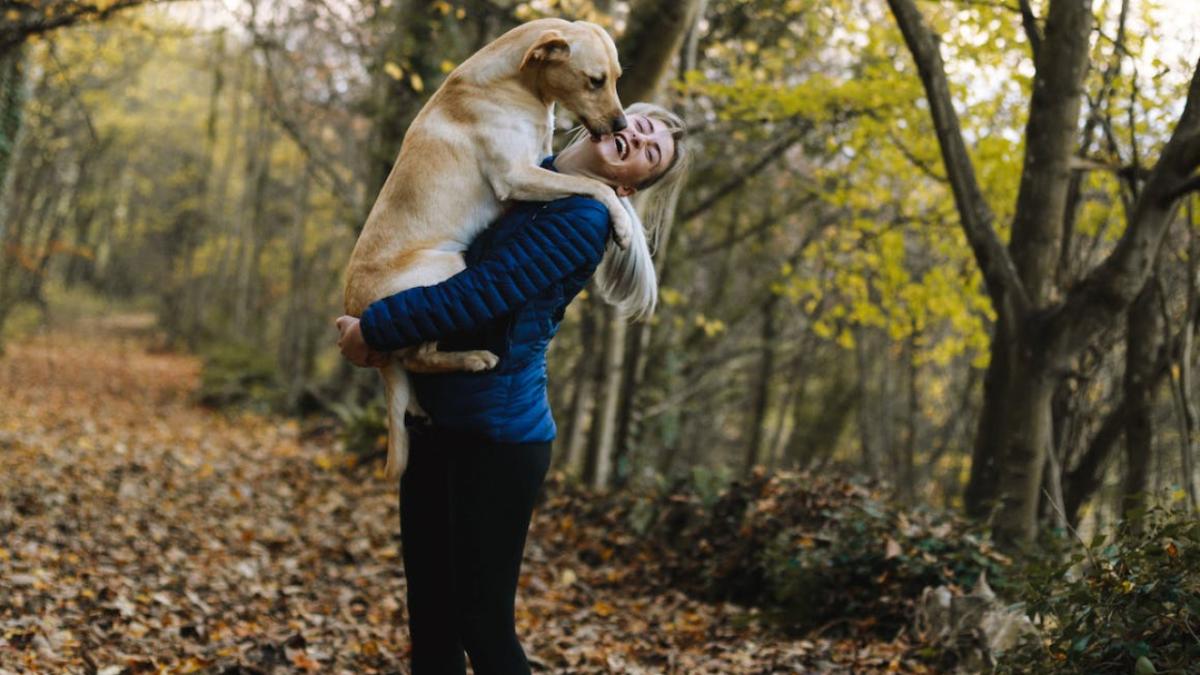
[399,423,552,675]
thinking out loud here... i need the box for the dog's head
[520,21,626,138]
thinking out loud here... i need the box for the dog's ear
[520,30,570,70]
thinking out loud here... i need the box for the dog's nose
[611,115,627,133]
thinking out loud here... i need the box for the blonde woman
[335,102,688,674]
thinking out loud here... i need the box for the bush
[650,469,1009,637]
[541,468,1010,639]
[998,504,1200,674]
[328,398,388,460]
[196,341,282,412]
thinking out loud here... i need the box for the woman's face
[580,113,675,195]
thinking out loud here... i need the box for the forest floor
[0,314,934,674]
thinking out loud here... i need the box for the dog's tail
[595,196,658,321]
[378,360,410,480]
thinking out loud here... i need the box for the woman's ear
[615,185,637,197]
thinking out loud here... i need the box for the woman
[335,102,688,675]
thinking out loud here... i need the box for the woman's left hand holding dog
[335,316,390,368]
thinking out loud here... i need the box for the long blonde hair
[561,102,690,320]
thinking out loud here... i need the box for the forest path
[0,316,926,674]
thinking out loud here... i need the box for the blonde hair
[561,102,691,320]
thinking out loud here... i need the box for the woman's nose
[629,132,643,148]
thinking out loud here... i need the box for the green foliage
[0,301,42,347]
[196,341,282,413]
[687,463,736,509]
[328,398,388,459]
[758,496,1008,634]
[998,505,1200,674]
[615,469,1009,637]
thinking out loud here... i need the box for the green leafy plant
[328,398,388,459]
[998,503,1200,674]
[195,341,282,412]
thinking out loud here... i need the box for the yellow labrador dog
[344,18,630,480]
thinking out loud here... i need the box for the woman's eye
[589,75,606,89]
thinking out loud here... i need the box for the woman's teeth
[614,135,627,159]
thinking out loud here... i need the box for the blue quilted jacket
[358,157,609,443]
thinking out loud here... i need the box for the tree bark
[615,0,702,103]
[889,0,1200,545]
[1176,201,1200,511]
[584,303,625,489]
[0,45,23,199]
[743,292,779,476]
[560,295,600,477]
[901,330,920,504]
[1122,278,1163,529]
[281,168,312,411]
[855,326,879,478]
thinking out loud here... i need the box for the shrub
[196,341,282,412]
[651,469,1009,636]
[998,504,1200,674]
[328,398,388,460]
[542,468,1010,639]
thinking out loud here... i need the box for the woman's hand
[335,316,390,368]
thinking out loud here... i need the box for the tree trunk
[901,331,919,504]
[1176,201,1200,511]
[583,295,609,484]
[990,345,1058,543]
[743,292,778,476]
[855,326,879,478]
[588,0,701,488]
[281,168,312,411]
[615,0,703,103]
[559,296,599,477]
[888,0,1200,545]
[585,304,626,490]
[0,45,24,202]
[611,0,707,486]
[1122,279,1163,529]
[1064,398,1127,526]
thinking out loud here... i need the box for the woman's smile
[613,133,628,159]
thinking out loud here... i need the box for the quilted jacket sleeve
[359,196,610,352]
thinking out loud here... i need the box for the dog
[343,18,632,480]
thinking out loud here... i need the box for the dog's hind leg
[403,341,499,374]
[379,359,411,480]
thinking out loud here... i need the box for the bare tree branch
[1167,174,1200,202]
[886,0,1031,319]
[679,123,810,224]
[1050,57,1200,357]
[0,0,185,58]
[1017,0,1041,61]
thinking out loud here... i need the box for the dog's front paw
[610,208,632,250]
[463,350,500,372]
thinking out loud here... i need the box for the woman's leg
[450,435,552,675]
[400,424,467,675]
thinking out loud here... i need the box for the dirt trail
[0,319,923,674]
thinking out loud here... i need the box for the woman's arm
[358,197,610,352]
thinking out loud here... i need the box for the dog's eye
[588,75,606,90]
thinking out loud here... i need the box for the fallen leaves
[0,316,935,673]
